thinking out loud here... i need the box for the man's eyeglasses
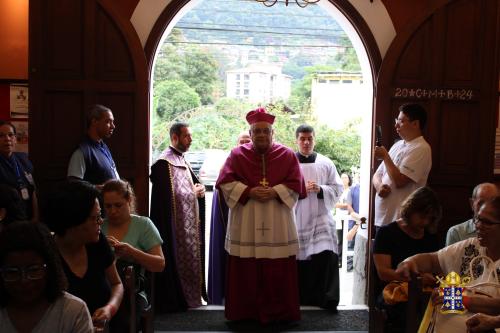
[473,216,500,226]
[0,264,47,282]
[394,118,410,125]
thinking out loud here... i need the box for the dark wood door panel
[436,102,478,175]
[374,0,499,247]
[44,0,85,79]
[442,0,482,85]
[44,91,85,164]
[394,19,433,85]
[30,0,149,214]
[95,7,134,81]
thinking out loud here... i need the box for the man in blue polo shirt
[67,104,119,187]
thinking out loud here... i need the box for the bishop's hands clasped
[249,186,277,202]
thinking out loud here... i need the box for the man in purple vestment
[216,108,306,325]
[150,122,208,313]
[208,131,251,305]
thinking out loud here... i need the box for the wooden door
[29,0,149,214]
[375,0,500,237]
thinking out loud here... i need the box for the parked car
[184,150,206,176]
[199,149,229,190]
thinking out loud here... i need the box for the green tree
[154,36,219,106]
[182,46,219,105]
[153,80,201,120]
[314,119,361,173]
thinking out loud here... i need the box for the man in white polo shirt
[372,103,432,230]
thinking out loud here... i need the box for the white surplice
[294,153,343,260]
[220,181,299,259]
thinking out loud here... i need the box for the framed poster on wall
[10,120,28,153]
[10,84,28,118]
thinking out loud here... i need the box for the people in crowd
[150,122,207,312]
[67,104,119,187]
[101,179,164,330]
[373,186,442,332]
[0,221,93,333]
[216,107,306,325]
[446,183,498,246]
[0,121,38,220]
[346,176,361,272]
[45,180,123,331]
[293,124,343,311]
[372,103,432,231]
[0,184,27,231]
[208,131,251,305]
[102,179,164,273]
[335,172,353,267]
[336,173,352,215]
[396,196,500,333]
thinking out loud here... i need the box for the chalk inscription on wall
[393,88,474,100]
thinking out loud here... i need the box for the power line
[175,25,348,39]
[177,21,344,33]
[166,41,351,48]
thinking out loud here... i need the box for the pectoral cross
[256,221,270,236]
[260,154,269,187]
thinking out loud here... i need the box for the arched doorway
[143,0,383,309]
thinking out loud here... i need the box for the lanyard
[97,142,116,169]
[0,154,24,185]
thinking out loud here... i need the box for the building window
[236,74,240,80]
[342,80,352,83]
[244,74,249,80]
[330,80,340,84]
[318,79,327,83]
[244,89,249,96]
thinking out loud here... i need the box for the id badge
[24,172,35,185]
[20,187,30,200]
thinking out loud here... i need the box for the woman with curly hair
[0,221,93,332]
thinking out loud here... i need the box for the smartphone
[375,125,382,147]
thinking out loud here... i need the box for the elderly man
[372,103,432,229]
[67,104,119,186]
[216,108,306,324]
[446,183,498,245]
[150,122,207,313]
[293,124,343,311]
